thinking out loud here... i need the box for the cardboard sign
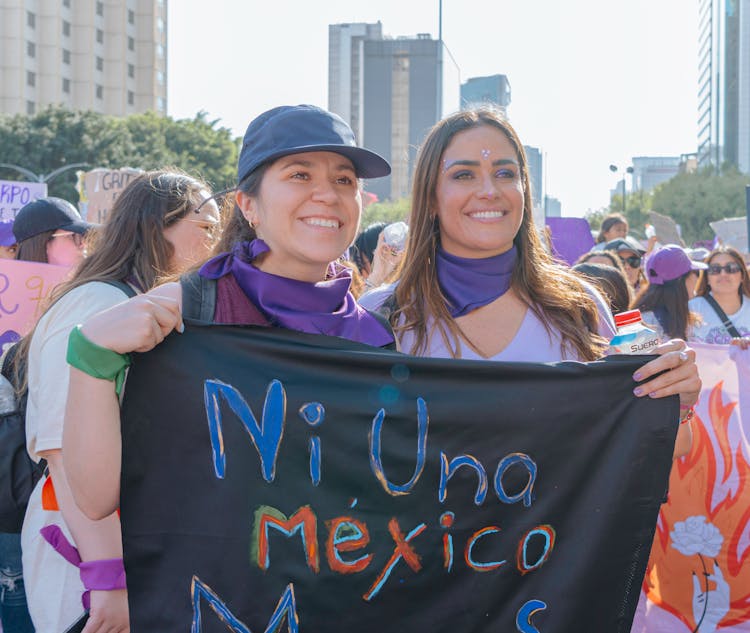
[0,259,71,351]
[648,211,684,247]
[709,217,749,254]
[120,325,678,632]
[78,168,142,223]
[632,344,750,632]
[0,180,48,221]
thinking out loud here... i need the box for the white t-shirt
[22,281,132,632]
[688,295,750,344]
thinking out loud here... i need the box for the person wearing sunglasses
[603,236,648,294]
[689,245,750,348]
[12,197,94,267]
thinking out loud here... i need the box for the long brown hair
[14,229,57,264]
[394,107,606,360]
[11,169,212,390]
[632,273,699,340]
[694,245,750,298]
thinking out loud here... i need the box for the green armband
[66,325,131,396]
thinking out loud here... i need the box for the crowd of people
[2,102,748,631]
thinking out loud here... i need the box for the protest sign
[632,343,750,632]
[120,325,678,632]
[709,217,749,254]
[78,168,142,223]
[0,180,48,221]
[648,211,684,247]
[0,259,71,351]
[545,217,595,265]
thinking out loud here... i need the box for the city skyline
[168,0,699,218]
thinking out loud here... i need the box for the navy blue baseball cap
[237,105,391,184]
[12,197,95,243]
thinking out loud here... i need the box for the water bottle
[382,222,408,252]
[607,309,660,355]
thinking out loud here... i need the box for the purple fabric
[436,245,516,317]
[39,525,126,609]
[545,217,595,266]
[39,525,81,567]
[79,558,127,591]
[200,239,393,346]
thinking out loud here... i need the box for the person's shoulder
[358,282,398,312]
[688,295,709,311]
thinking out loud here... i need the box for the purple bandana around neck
[436,245,517,318]
[199,239,394,347]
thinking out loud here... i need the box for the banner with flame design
[632,343,750,632]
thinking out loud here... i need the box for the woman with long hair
[633,245,706,340]
[360,107,699,452]
[689,245,750,347]
[62,104,393,523]
[19,170,219,632]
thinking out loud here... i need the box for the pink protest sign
[0,259,71,351]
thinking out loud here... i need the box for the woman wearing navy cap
[13,197,94,267]
[62,105,394,522]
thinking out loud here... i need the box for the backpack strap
[100,279,138,299]
[180,270,217,323]
[364,308,397,351]
[704,294,742,338]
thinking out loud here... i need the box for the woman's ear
[235,190,258,228]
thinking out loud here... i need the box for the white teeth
[304,218,339,228]
[470,211,506,219]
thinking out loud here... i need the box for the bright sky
[168,0,698,217]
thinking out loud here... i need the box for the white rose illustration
[670,516,724,558]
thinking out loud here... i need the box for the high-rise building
[0,0,168,117]
[697,0,750,172]
[631,156,681,192]
[328,22,383,143]
[328,23,460,201]
[461,74,511,115]
[523,145,543,211]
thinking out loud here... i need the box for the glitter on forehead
[442,158,456,173]
[481,149,491,159]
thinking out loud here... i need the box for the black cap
[237,104,391,184]
[12,197,95,243]
[602,236,646,255]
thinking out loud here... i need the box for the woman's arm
[63,284,183,520]
[41,450,129,632]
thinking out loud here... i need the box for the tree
[0,106,239,203]
[649,166,749,244]
[360,197,410,229]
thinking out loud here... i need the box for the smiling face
[237,151,362,281]
[435,125,524,259]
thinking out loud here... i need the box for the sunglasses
[50,231,85,248]
[707,263,743,275]
[618,254,642,268]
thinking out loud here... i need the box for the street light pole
[608,164,633,216]
[0,162,88,184]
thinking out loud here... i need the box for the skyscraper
[461,74,511,116]
[328,23,459,201]
[697,0,750,172]
[0,0,168,117]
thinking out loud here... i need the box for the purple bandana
[436,245,517,317]
[199,239,393,347]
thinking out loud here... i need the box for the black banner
[119,324,678,632]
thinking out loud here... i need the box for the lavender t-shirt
[359,281,616,362]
